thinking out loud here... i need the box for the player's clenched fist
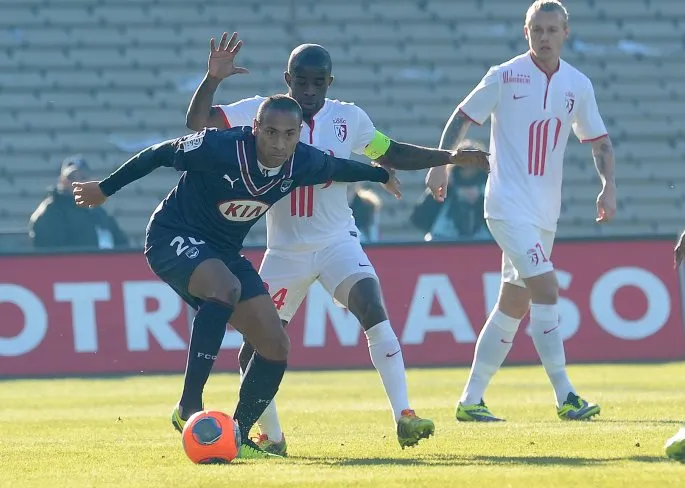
[72,181,107,208]
[208,32,250,80]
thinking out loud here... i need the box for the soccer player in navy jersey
[72,95,464,459]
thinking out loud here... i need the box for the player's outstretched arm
[591,136,617,223]
[302,150,402,199]
[186,32,249,131]
[72,140,177,207]
[378,140,489,171]
[360,128,488,172]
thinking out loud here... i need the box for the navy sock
[233,353,287,441]
[179,299,233,417]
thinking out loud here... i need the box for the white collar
[257,160,282,177]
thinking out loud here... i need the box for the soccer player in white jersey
[186,33,489,453]
[427,0,617,422]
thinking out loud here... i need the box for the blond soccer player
[427,0,617,421]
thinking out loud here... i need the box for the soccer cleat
[171,404,186,434]
[456,400,505,422]
[254,433,288,456]
[396,409,435,449]
[557,392,600,420]
[238,438,284,459]
[171,403,203,433]
[665,426,685,463]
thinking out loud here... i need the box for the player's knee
[347,278,387,328]
[357,300,387,329]
[257,327,290,361]
[206,275,242,307]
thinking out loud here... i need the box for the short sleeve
[215,96,264,128]
[171,129,223,172]
[351,105,377,155]
[456,66,501,126]
[572,80,608,143]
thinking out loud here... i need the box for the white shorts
[486,218,555,288]
[258,234,378,322]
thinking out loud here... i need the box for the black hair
[256,95,303,123]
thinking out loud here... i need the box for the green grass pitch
[2,363,684,487]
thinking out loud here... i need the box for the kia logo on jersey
[333,117,347,142]
[217,199,270,221]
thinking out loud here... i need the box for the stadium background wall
[1,238,684,378]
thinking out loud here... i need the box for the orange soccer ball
[181,410,241,464]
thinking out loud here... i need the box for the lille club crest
[565,91,575,114]
[334,120,348,142]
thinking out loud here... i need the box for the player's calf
[178,259,242,419]
[229,295,290,441]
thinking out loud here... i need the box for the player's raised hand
[595,184,616,223]
[72,181,107,208]
[208,32,249,80]
[380,166,402,199]
[425,166,449,202]
[674,231,685,270]
[450,148,490,172]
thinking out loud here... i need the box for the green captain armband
[363,130,391,160]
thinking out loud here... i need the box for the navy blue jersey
[99,127,388,255]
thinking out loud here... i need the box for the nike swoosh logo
[358,263,372,267]
[500,339,513,344]
[513,94,528,100]
[386,350,401,358]
[543,326,559,334]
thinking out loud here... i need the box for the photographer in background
[411,139,490,241]
[29,156,129,250]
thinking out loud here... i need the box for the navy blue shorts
[144,226,268,310]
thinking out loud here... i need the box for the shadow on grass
[597,419,684,425]
[287,453,671,467]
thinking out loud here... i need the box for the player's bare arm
[377,140,488,172]
[361,128,487,173]
[186,32,249,131]
[591,136,617,223]
[426,111,474,202]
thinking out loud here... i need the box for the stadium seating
[0,0,683,246]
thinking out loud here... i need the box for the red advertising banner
[1,240,683,377]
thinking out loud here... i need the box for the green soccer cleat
[396,409,435,449]
[171,403,203,433]
[456,400,505,422]
[238,438,284,459]
[171,404,186,434]
[254,433,288,456]
[557,393,600,420]
[665,426,685,463]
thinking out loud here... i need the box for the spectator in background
[29,156,129,250]
[348,183,382,243]
[410,139,490,241]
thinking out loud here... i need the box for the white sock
[365,320,410,422]
[529,303,575,406]
[460,309,520,406]
[241,364,283,442]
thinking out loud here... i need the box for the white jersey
[217,97,376,253]
[457,52,608,231]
